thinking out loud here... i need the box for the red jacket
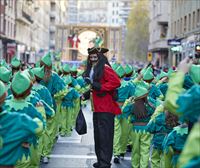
[91,65,121,115]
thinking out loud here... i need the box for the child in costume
[0,81,44,167]
[113,65,135,164]
[3,72,45,168]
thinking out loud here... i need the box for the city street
[41,104,131,168]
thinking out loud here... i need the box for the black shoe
[126,145,132,152]
[114,156,120,164]
[120,153,125,160]
[93,162,99,168]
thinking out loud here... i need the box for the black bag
[75,107,87,135]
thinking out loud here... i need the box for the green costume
[147,105,173,168]
[113,65,136,159]
[162,125,188,167]
[122,84,153,168]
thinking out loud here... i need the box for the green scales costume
[0,81,38,166]
[113,65,135,162]
[3,72,45,168]
[31,66,56,160]
[122,82,154,168]
[164,64,200,168]
[39,53,69,143]
[0,66,12,96]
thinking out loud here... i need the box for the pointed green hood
[77,70,84,76]
[63,64,70,73]
[124,64,133,75]
[158,70,168,80]
[189,64,200,84]
[0,66,12,83]
[115,65,125,78]
[11,71,31,95]
[35,61,40,67]
[70,65,77,72]
[135,85,149,99]
[32,66,45,79]
[111,63,119,70]
[143,67,154,80]
[11,56,21,68]
[41,52,52,67]
[0,59,9,68]
[0,81,6,98]
[23,69,35,82]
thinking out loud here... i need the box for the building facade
[0,0,16,62]
[67,0,78,24]
[148,0,170,67]
[169,0,200,66]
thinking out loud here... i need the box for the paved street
[41,104,132,168]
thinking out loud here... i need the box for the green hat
[32,66,45,79]
[70,65,77,72]
[143,67,154,80]
[189,64,200,84]
[158,70,168,80]
[63,75,72,85]
[111,63,119,70]
[134,85,149,99]
[167,68,175,77]
[23,69,35,82]
[141,68,146,75]
[11,71,31,95]
[77,70,84,76]
[11,56,21,68]
[41,52,52,67]
[115,65,125,78]
[124,64,133,75]
[0,66,12,83]
[0,59,9,68]
[63,64,70,73]
[35,61,40,67]
[0,81,6,98]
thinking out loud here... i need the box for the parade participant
[0,81,44,167]
[0,66,12,96]
[147,105,179,168]
[11,56,21,76]
[60,76,80,136]
[31,66,56,164]
[82,47,121,168]
[156,70,169,97]
[122,84,153,168]
[3,72,44,167]
[39,52,69,142]
[113,65,135,164]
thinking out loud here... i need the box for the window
[113,3,115,7]
[184,16,187,32]
[174,21,176,36]
[177,20,180,35]
[116,19,118,23]
[197,9,200,24]
[180,18,183,34]
[116,2,118,7]
[112,18,114,23]
[112,11,114,15]
[193,12,195,29]
[188,13,191,31]
[116,11,118,15]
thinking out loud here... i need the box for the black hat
[88,47,109,55]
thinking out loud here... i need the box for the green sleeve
[164,71,185,114]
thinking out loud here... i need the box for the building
[0,0,16,62]
[67,0,78,24]
[169,0,200,66]
[107,1,120,26]
[148,0,170,67]
[49,0,68,51]
[78,0,107,23]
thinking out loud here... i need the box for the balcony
[50,40,55,46]
[50,11,56,18]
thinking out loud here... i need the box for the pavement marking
[50,154,131,160]
[57,140,81,143]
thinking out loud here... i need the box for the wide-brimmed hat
[88,47,109,55]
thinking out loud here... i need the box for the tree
[125,0,149,62]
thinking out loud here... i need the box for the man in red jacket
[82,47,121,168]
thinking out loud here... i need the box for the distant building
[148,0,170,67]
[169,0,200,66]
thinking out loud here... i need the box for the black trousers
[93,112,115,168]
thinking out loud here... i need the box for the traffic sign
[147,52,152,62]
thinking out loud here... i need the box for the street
[41,104,132,168]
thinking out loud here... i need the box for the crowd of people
[0,47,199,168]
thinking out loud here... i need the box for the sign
[171,46,182,52]
[147,52,152,62]
[167,39,181,46]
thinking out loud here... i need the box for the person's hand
[84,77,91,85]
[178,57,192,74]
